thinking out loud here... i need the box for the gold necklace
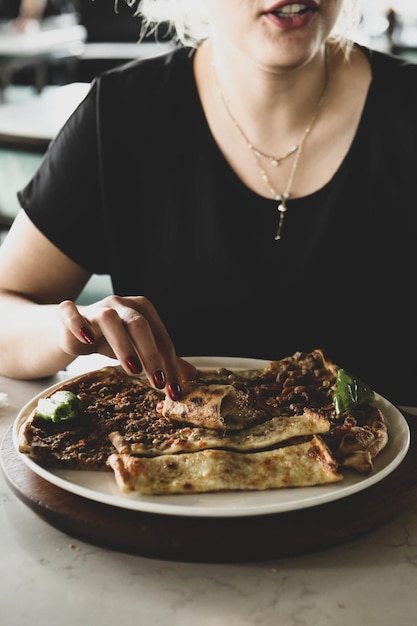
[224,117,299,167]
[214,54,329,240]
[252,143,298,167]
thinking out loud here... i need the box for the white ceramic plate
[13,357,411,518]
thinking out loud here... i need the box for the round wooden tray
[1,415,416,563]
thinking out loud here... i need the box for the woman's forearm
[0,293,75,379]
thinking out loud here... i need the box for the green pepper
[36,390,82,423]
[333,369,375,415]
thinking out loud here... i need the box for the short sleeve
[18,80,110,274]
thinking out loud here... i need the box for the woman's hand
[57,295,197,400]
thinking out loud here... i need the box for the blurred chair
[0,1,86,101]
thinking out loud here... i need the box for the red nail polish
[126,356,142,375]
[168,382,181,401]
[80,327,94,344]
[153,370,166,389]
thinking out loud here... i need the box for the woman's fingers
[109,296,183,398]
[57,300,98,355]
[88,304,146,374]
[56,297,195,398]
[177,357,199,381]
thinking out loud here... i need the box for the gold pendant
[274,194,289,241]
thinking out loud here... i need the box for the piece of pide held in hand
[156,382,273,430]
[17,350,389,495]
[107,436,343,495]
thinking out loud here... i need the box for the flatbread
[17,350,389,495]
[107,435,342,495]
[109,409,330,456]
[157,382,271,430]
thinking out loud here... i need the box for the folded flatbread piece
[107,435,342,495]
[109,409,330,456]
[157,383,268,430]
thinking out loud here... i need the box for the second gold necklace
[215,53,329,241]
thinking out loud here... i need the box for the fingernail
[168,382,181,401]
[80,327,94,344]
[153,369,166,389]
[126,356,142,375]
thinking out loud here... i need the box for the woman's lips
[264,2,318,30]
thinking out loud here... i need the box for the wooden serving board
[1,414,417,563]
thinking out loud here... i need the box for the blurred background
[359,0,417,58]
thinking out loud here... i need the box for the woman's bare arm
[0,210,93,378]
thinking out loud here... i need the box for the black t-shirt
[18,45,417,405]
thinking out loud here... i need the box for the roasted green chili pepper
[36,390,82,423]
[333,369,375,415]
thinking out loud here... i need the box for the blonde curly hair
[125,0,363,51]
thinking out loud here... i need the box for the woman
[0,0,416,406]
